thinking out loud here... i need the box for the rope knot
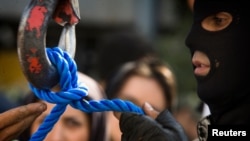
[30,47,89,105]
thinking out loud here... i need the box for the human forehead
[119,75,167,110]
[62,105,88,119]
[43,102,87,119]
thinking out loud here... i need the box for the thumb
[142,102,160,119]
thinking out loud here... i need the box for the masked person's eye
[202,12,232,31]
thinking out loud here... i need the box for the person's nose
[44,123,64,141]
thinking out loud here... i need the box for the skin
[31,102,90,141]
[118,76,167,111]
[187,0,194,11]
[115,102,159,120]
[201,12,232,32]
[0,102,46,141]
[108,75,167,141]
[192,51,210,76]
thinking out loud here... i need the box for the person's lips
[193,60,210,76]
[192,51,210,76]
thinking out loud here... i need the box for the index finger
[0,102,46,129]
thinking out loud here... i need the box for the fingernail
[144,102,154,111]
[38,103,47,111]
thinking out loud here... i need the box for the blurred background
[0,0,199,109]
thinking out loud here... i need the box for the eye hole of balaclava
[201,12,232,32]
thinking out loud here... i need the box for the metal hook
[17,0,80,89]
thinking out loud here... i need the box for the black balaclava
[185,0,250,124]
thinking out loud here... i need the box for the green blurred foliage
[155,0,197,98]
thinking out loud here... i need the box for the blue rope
[28,47,144,141]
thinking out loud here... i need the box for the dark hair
[105,58,177,112]
[96,31,157,83]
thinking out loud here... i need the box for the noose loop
[18,1,144,140]
[29,47,144,141]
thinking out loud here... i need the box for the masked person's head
[185,0,250,123]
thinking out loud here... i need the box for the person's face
[107,112,122,141]
[189,12,233,78]
[31,102,90,141]
[118,75,167,111]
[107,75,167,141]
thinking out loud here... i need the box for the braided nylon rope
[29,47,144,141]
